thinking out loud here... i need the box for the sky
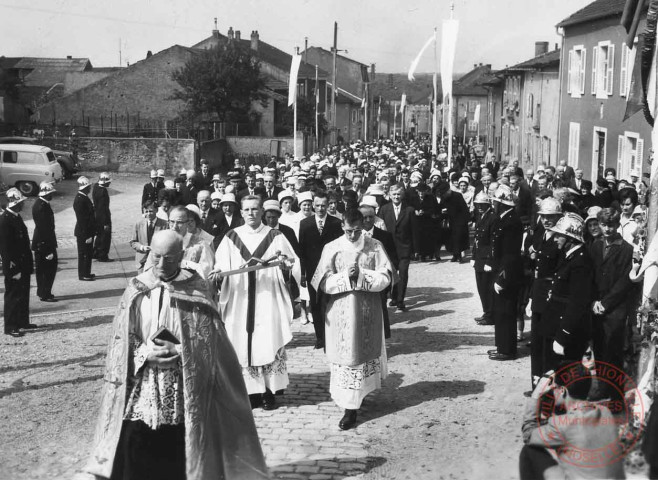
[0,0,594,74]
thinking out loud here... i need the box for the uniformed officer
[526,197,562,390]
[32,181,59,302]
[141,169,164,207]
[488,184,523,361]
[75,176,97,281]
[0,188,36,337]
[472,191,496,326]
[543,213,593,368]
[92,172,113,262]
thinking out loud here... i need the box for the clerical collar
[160,269,181,283]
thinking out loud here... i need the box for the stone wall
[226,135,304,158]
[75,137,195,174]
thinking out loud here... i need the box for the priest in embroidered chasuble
[311,208,395,430]
[214,195,301,410]
[86,230,267,480]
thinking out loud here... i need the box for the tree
[172,42,267,123]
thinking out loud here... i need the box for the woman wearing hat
[583,206,603,249]
[216,193,244,246]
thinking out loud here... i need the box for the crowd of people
[1,135,655,479]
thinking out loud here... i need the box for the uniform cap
[549,212,584,243]
[156,169,165,178]
[492,184,516,206]
[473,191,491,205]
[150,169,158,179]
[38,181,56,197]
[537,197,562,215]
[78,176,91,190]
[99,172,111,185]
[6,187,25,206]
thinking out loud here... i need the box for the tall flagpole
[432,27,438,156]
[315,64,319,150]
[364,83,368,142]
[448,1,455,165]
[393,105,397,140]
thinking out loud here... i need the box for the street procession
[5,0,658,479]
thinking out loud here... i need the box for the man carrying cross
[212,195,300,410]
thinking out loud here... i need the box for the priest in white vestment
[311,208,394,430]
[213,195,301,410]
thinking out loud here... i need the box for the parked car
[0,136,81,178]
[0,144,63,196]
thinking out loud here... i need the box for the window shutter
[617,135,625,177]
[620,43,628,97]
[607,44,615,95]
[567,50,573,94]
[592,46,598,95]
[580,48,587,94]
[637,138,644,172]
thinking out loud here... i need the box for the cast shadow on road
[404,286,474,310]
[270,456,386,479]
[0,374,103,399]
[39,314,113,332]
[359,372,486,423]
[287,331,317,349]
[386,327,495,358]
[285,371,331,407]
[388,308,455,325]
[54,288,127,302]
[0,352,105,375]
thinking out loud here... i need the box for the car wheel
[16,181,37,196]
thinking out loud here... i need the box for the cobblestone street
[0,175,530,479]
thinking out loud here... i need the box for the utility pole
[304,37,308,64]
[315,64,320,150]
[331,21,338,144]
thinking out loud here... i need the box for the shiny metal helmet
[549,212,585,243]
[537,197,562,215]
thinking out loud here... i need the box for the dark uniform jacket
[91,183,111,231]
[472,208,495,272]
[74,192,96,239]
[527,224,561,315]
[0,209,34,277]
[372,226,399,269]
[141,181,163,207]
[491,208,523,290]
[379,202,416,260]
[543,245,593,347]
[32,198,57,254]
[589,237,635,322]
[298,214,343,279]
[215,212,245,249]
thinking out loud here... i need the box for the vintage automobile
[0,136,81,178]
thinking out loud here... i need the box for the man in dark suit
[360,198,398,338]
[215,193,245,249]
[472,192,496,326]
[298,191,343,348]
[238,173,266,203]
[141,169,164,207]
[196,190,223,240]
[195,159,213,190]
[74,176,97,281]
[0,188,35,337]
[129,199,167,272]
[92,172,113,262]
[263,173,283,201]
[379,184,415,311]
[488,185,524,361]
[559,159,576,184]
[32,181,58,302]
[589,208,636,401]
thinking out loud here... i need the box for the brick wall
[76,137,195,174]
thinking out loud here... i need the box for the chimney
[235,30,241,41]
[67,55,72,59]
[370,63,376,81]
[227,27,234,40]
[212,17,219,38]
[535,41,549,57]
[251,30,259,51]
[146,50,152,59]
[555,43,559,51]
[474,63,477,68]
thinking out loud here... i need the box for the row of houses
[443,0,650,182]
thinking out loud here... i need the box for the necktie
[147,221,155,244]
[157,285,165,320]
[269,190,273,198]
[318,220,324,235]
[202,211,207,221]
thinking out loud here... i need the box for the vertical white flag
[288,53,302,106]
[474,104,481,124]
[440,19,459,100]
[408,33,436,81]
[400,93,407,113]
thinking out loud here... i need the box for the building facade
[557,0,650,181]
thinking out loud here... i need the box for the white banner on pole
[474,104,481,123]
[440,19,459,100]
[408,34,436,82]
[288,53,302,107]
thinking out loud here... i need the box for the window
[351,109,358,124]
[468,120,478,132]
[568,46,586,97]
[2,151,17,163]
[592,127,607,181]
[620,42,635,97]
[568,122,580,167]
[526,93,534,118]
[468,101,477,112]
[593,41,614,98]
[617,132,644,179]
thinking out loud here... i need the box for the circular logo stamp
[534,360,645,470]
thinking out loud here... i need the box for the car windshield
[47,151,57,163]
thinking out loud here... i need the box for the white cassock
[215,224,301,394]
[311,235,394,409]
